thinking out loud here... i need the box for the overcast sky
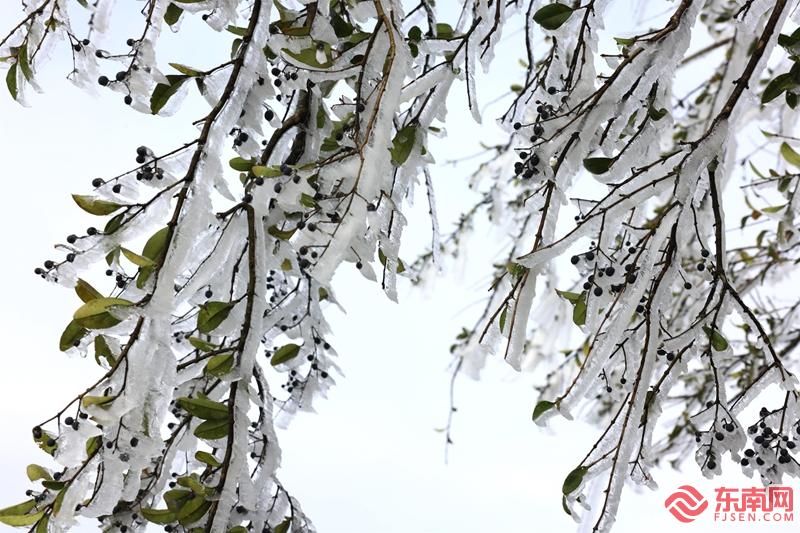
[0,2,796,532]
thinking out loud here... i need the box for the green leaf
[73,297,133,329]
[0,511,44,527]
[555,289,581,304]
[0,500,36,518]
[178,397,229,420]
[300,193,317,208]
[378,248,406,273]
[194,418,229,440]
[26,464,51,482]
[6,63,18,100]
[498,305,508,332]
[267,225,297,241]
[151,75,189,114]
[435,23,454,39]
[35,515,49,533]
[81,395,116,408]
[556,289,586,326]
[34,431,57,455]
[390,125,418,165]
[408,26,422,41]
[331,10,354,38]
[188,337,216,352]
[562,466,588,495]
[121,247,156,267]
[104,212,124,233]
[140,508,178,525]
[583,157,613,175]
[273,518,292,533]
[17,45,32,81]
[271,343,301,366]
[72,194,124,216]
[164,3,183,26]
[780,142,800,167]
[177,495,211,525]
[533,3,574,30]
[143,227,170,262]
[176,474,206,495]
[226,24,249,36]
[572,293,587,326]
[52,490,65,515]
[561,495,572,516]
[169,63,202,76]
[75,279,102,303]
[94,335,117,367]
[762,73,796,104]
[164,489,193,513]
[229,157,254,172]
[532,400,555,421]
[648,106,668,121]
[204,352,234,377]
[778,28,800,49]
[197,301,234,334]
[195,451,221,467]
[282,46,332,69]
[60,320,88,351]
[506,262,527,280]
[251,165,282,177]
[86,435,101,456]
[702,325,729,351]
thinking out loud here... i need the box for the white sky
[0,2,796,532]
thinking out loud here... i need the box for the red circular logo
[665,485,709,523]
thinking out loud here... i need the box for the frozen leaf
[532,400,555,421]
[140,508,178,525]
[81,395,116,408]
[59,320,87,350]
[229,157,254,172]
[533,3,574,30]
[703,325,729,351]
[271,343,300,366]
[164,3,183,26]
[72,195,124,216]
[151,75,189,114]
[273,519,292,533]
[390,126,418,165]
[6,64,17,101]
[75,279,102,303]
[194,419,229,440]
[178,397,229,420]
[177,495,211,525]
[195,451,221,467]
[73,298,133,329]
[197,301,234,334]
[562,466,588,495]
[762,73,796,104]
[25,465,51,482]
[204,352,234,377]
[780,142,800,166]
[583,157,613,175]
